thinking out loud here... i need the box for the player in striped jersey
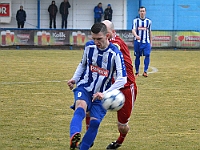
[67,23,127,150]
[132,6,152,77]
[83,20,137,149]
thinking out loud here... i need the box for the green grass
[0,50,200,150]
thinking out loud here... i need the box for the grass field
[0,49,200,150]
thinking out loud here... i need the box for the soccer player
[83,20,137,149]
[67,23,127,150]
[132,6,152,77]
[103,20,137,149]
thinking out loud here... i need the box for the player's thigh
[143,43,151,56]
[134,41,141,56]
[118,86,135,124]
[90,100,107,122]
[73,86,92,110]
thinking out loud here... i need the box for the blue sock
[135,56,140,73]
[144,55,150,72]
[80,119,100,150]
[70,107,85,137]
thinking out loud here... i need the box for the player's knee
[118,124,129,134]
[145,54,150,57]
[76,100,87,110]
[89,119,100,129]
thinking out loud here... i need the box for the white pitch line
[148,66,158,74]
[0,66,158,85]
[138,66,158,75]
[1,80,64,85]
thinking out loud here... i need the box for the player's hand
[136,35,141,40]
[92,92,104,102]
[67,79,75,90]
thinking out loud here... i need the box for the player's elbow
[119,76,127,88]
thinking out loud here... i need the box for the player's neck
[140,16,146,20]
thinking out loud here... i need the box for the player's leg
[106,84,136,149]
[134,41,141,76]
[49,15,52,29]
[70,87,91,150]
[80,100,107,149]
[143,43,151,77]
[85,112,90,130]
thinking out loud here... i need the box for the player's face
[139,8,146,19]
[92,32,109,49]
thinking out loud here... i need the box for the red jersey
[110,35,136,87]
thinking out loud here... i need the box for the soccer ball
[102,89,125,111]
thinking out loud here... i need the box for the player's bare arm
[150,30,153,47]
[132,29,141,40]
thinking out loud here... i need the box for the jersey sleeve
[72,48,87,83]
[104,51,127,93]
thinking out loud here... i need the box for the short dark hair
[91,23,107,35]
[139,6,146,11]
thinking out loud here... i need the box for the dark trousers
[61,14,69,29]
[49,15,56,29]
[94,18,101,24]
[17,21,25,28]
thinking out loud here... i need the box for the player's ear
[106,33,110,39]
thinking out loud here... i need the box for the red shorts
[118,83,137,124]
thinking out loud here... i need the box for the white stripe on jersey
[72,43,127,94]
[132,17,152,43]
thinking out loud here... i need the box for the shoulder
[133,17,139,22]
[108,43,121,54]
[145,17,152,21]
[85,40,95,47]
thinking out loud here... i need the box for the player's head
[91,23,109,50]
[102,20,115,39]
[138,6,146,19]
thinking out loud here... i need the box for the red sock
[85,116,90,130]
[117,133,127,144]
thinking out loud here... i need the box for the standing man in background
[104,4,113,21]
[16,5,26,28]
[48,1,58,29]
[94,2,103,23]
[132,6,152,77]
[59,0,71,29]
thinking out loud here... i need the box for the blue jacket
[94,6,103,19]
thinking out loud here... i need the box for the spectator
[16,5,26,28]
[48,1,58,29]
[104,4,113,21]
[94,2,103,23]
[59,0,71,29]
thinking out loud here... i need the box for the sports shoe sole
[70,132,81,150]
[142,72,148,77]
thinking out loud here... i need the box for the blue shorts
[134,41,151,57]
[73,86,107,121]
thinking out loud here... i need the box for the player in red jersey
[102,20,137,149]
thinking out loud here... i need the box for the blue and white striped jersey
[132,17,152,43]
[72,40,127,94]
